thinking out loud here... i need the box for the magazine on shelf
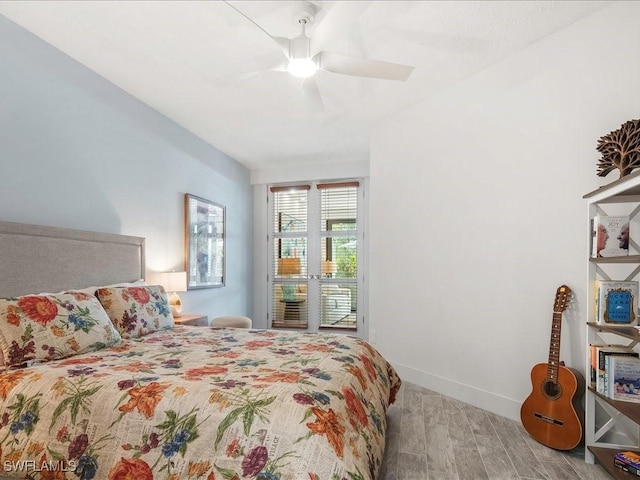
[596,280,639,326]
[614,456,640,476]
[609,356,640,402]
[615,451,640,472]
[592,215,630,258]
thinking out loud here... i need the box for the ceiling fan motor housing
[290,35,311,60]
[289,2,316,60]
[292,2,316,27]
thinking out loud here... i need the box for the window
[269,181,361,332]
[270,186,309,328]
[318,182,359,329]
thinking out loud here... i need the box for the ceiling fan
[223,1,414,108]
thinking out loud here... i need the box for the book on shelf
[589,343,602,389]
[615,451,640,476]
[593,345,638,394]
[605,354,629,398]
[608,355,640,402]
[589,343,617,389]
[596,280,639,326]
[592,214,630,258]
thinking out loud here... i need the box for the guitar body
[520,362,585,451]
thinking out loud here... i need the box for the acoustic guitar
[520,285,585,450]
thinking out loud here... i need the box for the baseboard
[392,361,522,422]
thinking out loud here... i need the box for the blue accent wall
[0,15,253,319]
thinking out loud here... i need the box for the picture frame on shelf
[596,280,639,326]
[184,193,225,289]
[591,214,630,258]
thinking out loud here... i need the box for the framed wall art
[184,193,225,289]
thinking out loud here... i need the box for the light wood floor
[378,381,611,480]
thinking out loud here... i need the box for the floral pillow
[95,285,174,338]
[0,292,122,368]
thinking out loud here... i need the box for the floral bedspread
[0,327,401,480]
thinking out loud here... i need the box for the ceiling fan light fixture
[287,57,317,78]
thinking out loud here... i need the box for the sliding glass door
[268,181,362,335]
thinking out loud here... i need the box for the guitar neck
[547,310,563,383]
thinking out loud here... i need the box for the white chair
[211,316,252,328]
[321,285,351,324]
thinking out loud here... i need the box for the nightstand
[173,314,208,327]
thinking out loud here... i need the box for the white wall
[0,16,253,320]
[370,1,640,420]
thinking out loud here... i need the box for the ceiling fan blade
[270,36,292,57]
[213,60,287,87]
[238,60,288,80]
[302,77,324,111]
[223,1,290,57]
[315,51,413,81]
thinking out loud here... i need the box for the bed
[0,221,401,480]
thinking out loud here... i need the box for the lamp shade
[159,271,187,293]
[321,261,337,275]
[278,258,301,275]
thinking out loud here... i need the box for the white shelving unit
[584,170,640,478]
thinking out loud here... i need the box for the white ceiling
[0,1,610,171]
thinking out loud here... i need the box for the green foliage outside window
[337,252,356,278]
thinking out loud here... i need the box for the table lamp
[321,260,337,277]
[277,258,301,276]
[160,271,187,317]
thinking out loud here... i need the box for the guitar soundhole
[542,380,562,400]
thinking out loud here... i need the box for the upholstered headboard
[0,221,145,298]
